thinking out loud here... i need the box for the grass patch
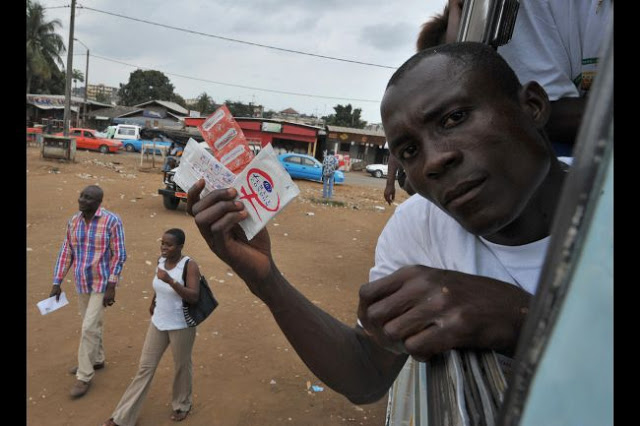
[309,197,347,207]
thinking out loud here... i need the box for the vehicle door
[281,155,302,178]
[82,130,99,150]
[69,129,86,149]
[301,157,321,180]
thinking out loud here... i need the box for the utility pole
[75,38,89,127]
[62,0,76,136]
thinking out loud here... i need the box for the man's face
[78,187,102,213]
[381,54,551,237]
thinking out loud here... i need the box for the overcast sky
[39,0,448,124]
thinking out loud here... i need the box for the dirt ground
[26,146,410,426]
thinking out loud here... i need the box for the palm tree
[72,68,84,95]
[26,0,66,94]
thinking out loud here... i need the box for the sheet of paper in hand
[173,138,237,199]
[232,144,300,240]
[37,291,69,315]
[197,105,254,174]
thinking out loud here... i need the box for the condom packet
[231,143,300,240]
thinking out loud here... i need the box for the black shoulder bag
[181,258,218,327]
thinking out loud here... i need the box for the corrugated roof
[326,125,386,137]
[88,106,141,118]
[27,94,112,108]
[134,100,189,115]
[235,117,324,131]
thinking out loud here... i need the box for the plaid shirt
[52,207,127,293]
[322,155,338,177]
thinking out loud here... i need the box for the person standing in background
[322,150,339,199]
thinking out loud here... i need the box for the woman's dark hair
[164,228,185,245]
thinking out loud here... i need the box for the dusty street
[26,146,410,426]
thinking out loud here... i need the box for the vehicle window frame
[284,156,302,165]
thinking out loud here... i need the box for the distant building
[364,122,384,132]
[26,93,112,128]
[325,125,388,166]
[277,107,299,119]
[88,99,190,130]
[86,84,119,104]
[270,107,324,127]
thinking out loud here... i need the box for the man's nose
[423,149,462,180]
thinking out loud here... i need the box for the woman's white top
[151,256,189,331]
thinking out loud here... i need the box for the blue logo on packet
[263,181,273,193]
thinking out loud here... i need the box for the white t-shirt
[369,195,548,294]
[152,256,190,331]
[371,196,548,426]
[376,157,572,425]
[497,0,611,101]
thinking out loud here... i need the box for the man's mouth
[443,177,486,207]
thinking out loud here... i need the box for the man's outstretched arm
[187,180,407,403]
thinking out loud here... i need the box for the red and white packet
[232,144,300,240]
[198,105,254,174]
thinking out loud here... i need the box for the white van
[111,124,142,141]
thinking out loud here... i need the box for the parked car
[158,142,212,210]
[121,136,173,154]
[365,163,388,178]
[111,124,142,141]
[55,128,122,153]
[278,153,345,184]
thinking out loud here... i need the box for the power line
[90,53,382,103]
[77,5,396,70]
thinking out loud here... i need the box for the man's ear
[519,81,551,129]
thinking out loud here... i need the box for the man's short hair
[83,185,104,202]
[165,228,186,245]
[386,42,522,102]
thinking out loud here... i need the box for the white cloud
[39,0,447,123]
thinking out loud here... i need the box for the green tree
[194,92,216,116]
[117,69,176,106]
[322,104,367,128]
[262,109,275,119]
[72,68,84,94]
[95,92,111,104]
[224,100,255,118]
[26,0,66,94]
[72,68,84,84]
[171,93,187,108]
[30,67,65,94]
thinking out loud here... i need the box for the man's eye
[442,110,468,128]
[400,145,417,160]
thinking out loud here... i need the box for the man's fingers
[186,179,206,216]
[403,324,454,363]
[378,304,439,345]
[360,287,430,335]
[192,195,246,237]
[189,186,239,218]
[360,265,430,307]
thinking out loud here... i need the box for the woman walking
[102,228,201,425]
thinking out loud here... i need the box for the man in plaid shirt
[322,150,339,199]
[50,185,127,398]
